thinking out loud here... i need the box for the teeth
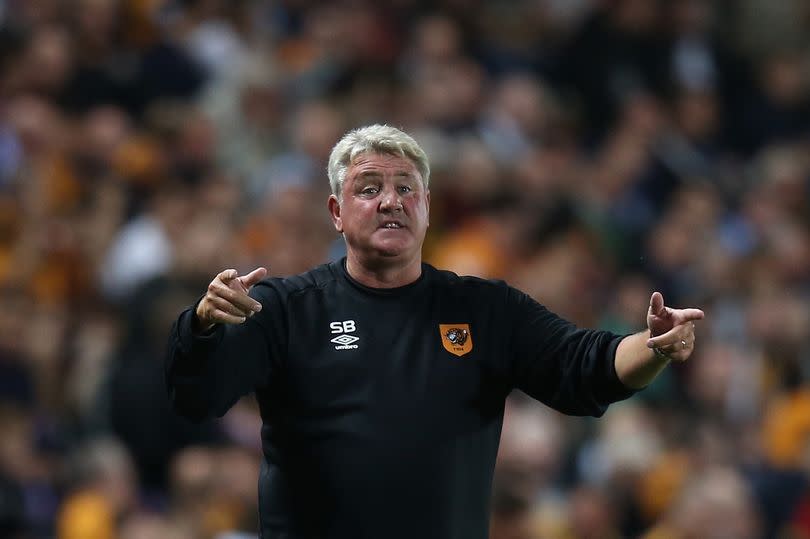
[384,223,401,228]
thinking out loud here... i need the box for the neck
[345,252,422,288]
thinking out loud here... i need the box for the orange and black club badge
[439,324,473,357]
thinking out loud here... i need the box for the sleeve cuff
[173,301,225,376]
[603,333,639,401]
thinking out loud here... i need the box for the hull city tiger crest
[439,324,473,357]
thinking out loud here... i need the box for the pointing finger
[673,308,705,323]
[238,267,268,289]
[209,281,262,313]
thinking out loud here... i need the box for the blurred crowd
[0,0,809,537]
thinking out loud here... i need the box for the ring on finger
[681,339,687,350]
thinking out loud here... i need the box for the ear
[328,195,343,233]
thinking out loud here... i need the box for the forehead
[347,152,420,179]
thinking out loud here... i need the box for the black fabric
[165,259,635,539]
[0,474,25,537]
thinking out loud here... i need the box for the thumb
[649,291,666,317]
[238,266,268,289]
[220,268,240,283]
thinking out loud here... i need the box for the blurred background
[0,0,809,537]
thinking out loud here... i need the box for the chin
[368,242,418,262]
[347,234,423,263]
[369,238,409,255]
[374,246,407,258]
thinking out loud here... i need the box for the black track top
[166,258,635,538]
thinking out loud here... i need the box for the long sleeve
[165,283,282,422]
[506,288,636,416]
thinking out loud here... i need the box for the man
[166,124,704,538]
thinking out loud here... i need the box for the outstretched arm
[615,292,704,389]
[166,266,272,421]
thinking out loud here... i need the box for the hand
[646,291,704,362]
[194,267,267,333]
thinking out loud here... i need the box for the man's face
[329,152,430,263]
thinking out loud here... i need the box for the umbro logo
[330,320,359,350]
[332,334,359,346]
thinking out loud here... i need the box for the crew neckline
[332,257,430,297]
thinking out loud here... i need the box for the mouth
[379,221,406,229]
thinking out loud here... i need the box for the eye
[360,186,379,195]
[397,185,412,194]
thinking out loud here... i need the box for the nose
[379,188,403,212]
